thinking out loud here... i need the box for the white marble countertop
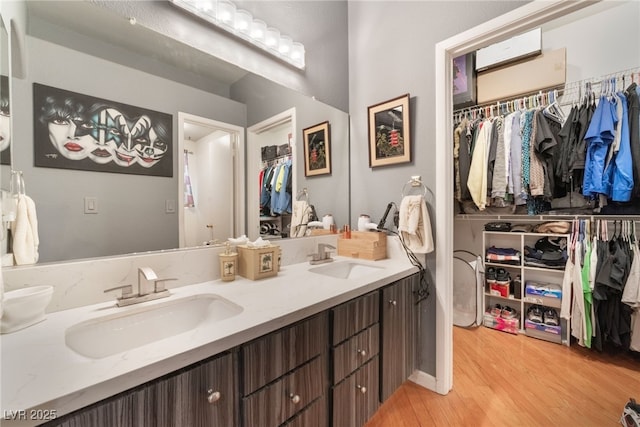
[1,253,417,426]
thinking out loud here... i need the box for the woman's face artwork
[40,99,169,167]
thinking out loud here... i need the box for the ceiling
[26,0,250,86]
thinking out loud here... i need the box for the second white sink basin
[65,294,243,359]
[309,261,384,280]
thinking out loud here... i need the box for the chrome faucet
[104,267,176,307]
[309,243,336,265]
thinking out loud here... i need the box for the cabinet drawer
[332,323,379,383]
[331,357,380,427]
[282,395,328,427]
[332,291,379,345]
[242,356,327,427]
[242,312,328,394]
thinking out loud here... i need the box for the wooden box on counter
[237,244,280,280]
[337,231,387,260]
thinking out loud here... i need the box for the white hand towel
[290,200,310,237]
[10,194,39,265]
[398,195,434,254]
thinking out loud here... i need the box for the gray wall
[13,34,246,263]
[347,0,528,376]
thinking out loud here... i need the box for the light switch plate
[84,197,98,214]
[165,199,176,213]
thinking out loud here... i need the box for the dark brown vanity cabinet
[240,312,329,427]
[380,273,419,402]
[330,291,380,427]
[44,351,238,427]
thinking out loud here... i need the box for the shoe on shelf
[489,303,502,317]
[527,305,543,323]
[543,308,560,327]
[486,267,497,284]
[501,305,517,319]
[496,267,511,285]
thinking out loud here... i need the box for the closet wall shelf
[456,214,640,221]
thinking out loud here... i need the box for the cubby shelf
[483,229,570,346]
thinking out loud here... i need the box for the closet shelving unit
[482,229,570,346]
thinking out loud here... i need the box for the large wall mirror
[3,1,349,265]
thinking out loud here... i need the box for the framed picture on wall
[33,83,173,177]
[453,52,477,109]
[367,93,411,168]
[302,121,331,176]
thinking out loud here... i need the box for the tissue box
[237,244,280,280]
[337,231,387,260]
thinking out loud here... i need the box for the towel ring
[401,176,429,198]
[296,188,309,202]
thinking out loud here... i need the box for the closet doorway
[433,1,598,395]
[177,112,245,248]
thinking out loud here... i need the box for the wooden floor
[366,325,640,426]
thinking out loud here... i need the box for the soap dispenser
[219,242,238,282]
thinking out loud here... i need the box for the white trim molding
[434,0,598,395]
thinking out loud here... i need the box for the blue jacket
[583,97,616,198]
[271,160,292,214]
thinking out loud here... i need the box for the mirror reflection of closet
[247,109,296,241]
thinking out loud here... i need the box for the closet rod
[453,66,640,115]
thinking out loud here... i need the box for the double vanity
[1,236,420,427]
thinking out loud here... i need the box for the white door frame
[177,112,246,248]
[246,108,296,240]
[433,0,597,395]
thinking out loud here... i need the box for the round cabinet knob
[356,385,367,394]
[357,349,367,357]
[290,393,301,404]
[389,299,397,306]
[207,390,221,404]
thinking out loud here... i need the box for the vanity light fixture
[169,0,306,69]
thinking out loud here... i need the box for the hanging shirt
[624,83,640,198]
[467,120,492,210]
[509,111,526,205]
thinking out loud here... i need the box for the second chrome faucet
[309,243,336,265]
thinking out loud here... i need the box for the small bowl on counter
[1,285,54,334]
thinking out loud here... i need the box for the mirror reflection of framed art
[302,121,331,176]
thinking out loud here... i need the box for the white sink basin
[309,261,384,280]
[65,294,243,359]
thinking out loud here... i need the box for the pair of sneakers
[486,267,511,285]
[489,303,517,319]
[621,398,640,427]
[527,305,559,326]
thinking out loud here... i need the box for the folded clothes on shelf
[485,246,521,265]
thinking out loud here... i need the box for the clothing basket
[453,250,484,328]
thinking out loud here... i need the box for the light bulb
[265,27,280,51]
[250,19,267,43]
[291,42,305,68]
[216,0,236,26]
[234,9,252,34]
[278,35,293,55]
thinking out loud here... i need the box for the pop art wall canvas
[33,83,173,177]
